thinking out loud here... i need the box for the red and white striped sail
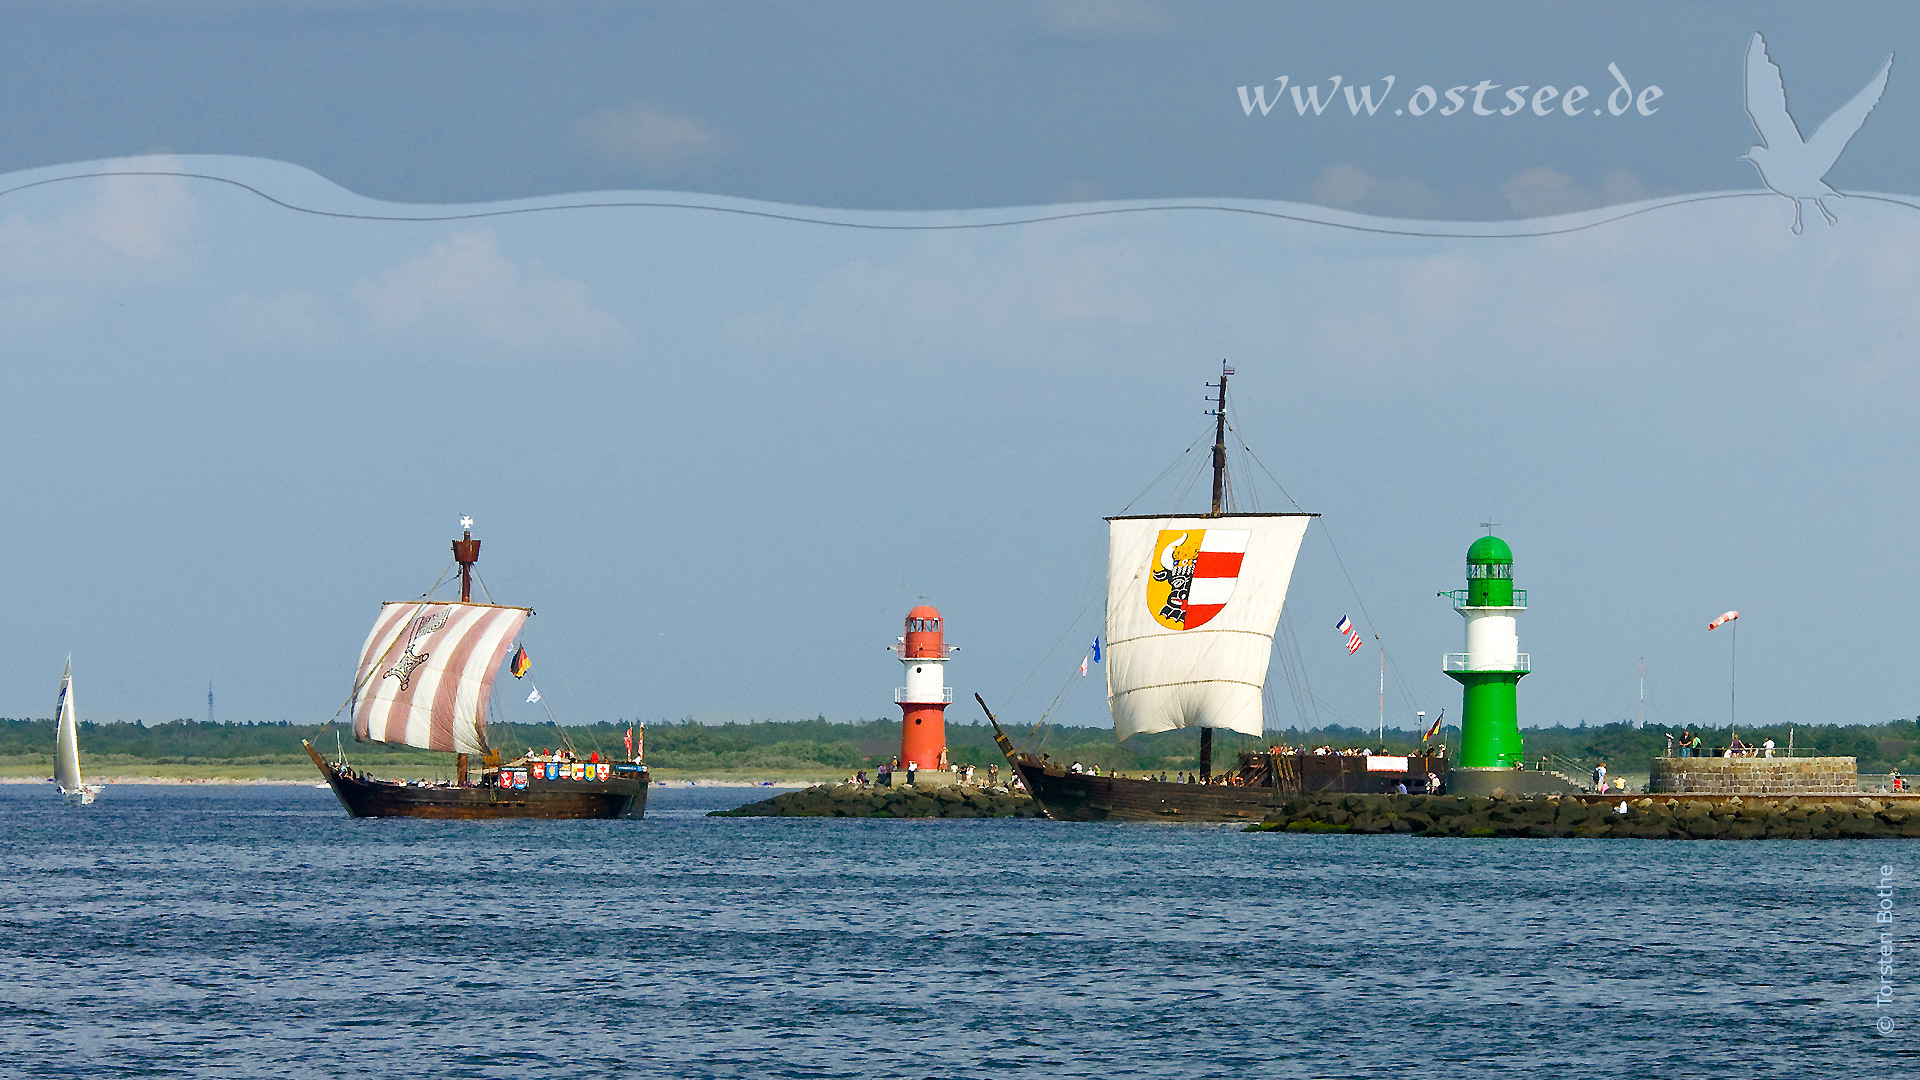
[351,602,529,754]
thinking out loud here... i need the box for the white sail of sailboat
[54,658,100,805]
[1105,514,1312,739]
[350,601,530,754]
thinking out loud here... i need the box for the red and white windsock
[1708,610,1740,631]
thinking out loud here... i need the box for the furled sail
[1105,513,1313,739]
[351,602,529,754]
[54,659,82,792]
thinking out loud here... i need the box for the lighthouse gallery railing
[1443,653,1530,673]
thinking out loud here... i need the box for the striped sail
[54,660,82,792]
[1105,513,1313,740]
[350,602,529,754]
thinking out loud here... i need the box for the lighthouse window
[1466,564,1513,579]
[914,666,923,673]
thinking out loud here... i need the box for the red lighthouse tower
[895,605,955,776]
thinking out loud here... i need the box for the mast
[451,515,481,784]
[1199,363,1232,780]
[1209,364,1230,517]
[453,515,480,604]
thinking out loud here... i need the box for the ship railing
[1439,589,1527,609]
[895,687,954,704]
[1442,653,1530,672]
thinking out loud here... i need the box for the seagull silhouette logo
[1741,32,1893,233]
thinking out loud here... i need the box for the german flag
[508,645,531,679]
[1422,709,1444,743]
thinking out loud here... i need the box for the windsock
[1708,610,1740,631]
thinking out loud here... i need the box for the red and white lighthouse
[894,605,955,774]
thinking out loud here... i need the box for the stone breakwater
[1244,793,1920,839]
[712,784,1043,819]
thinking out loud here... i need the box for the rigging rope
[475,571,596,757]
[1116,432,1209,514]
[313,561,458,742]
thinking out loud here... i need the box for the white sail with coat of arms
[351,601,529,755]
[1105,513,1313,739]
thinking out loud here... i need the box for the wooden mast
[1199,364,1229,783]
[452,520,481,786]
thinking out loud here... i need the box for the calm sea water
[0,784,1912,1078]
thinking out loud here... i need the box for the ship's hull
[317,764,647,819]
[1012,753,1447,823]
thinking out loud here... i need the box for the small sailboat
[54,659,101,805]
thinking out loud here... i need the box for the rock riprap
[712,783,1042,819]
[1243,793,1920,839]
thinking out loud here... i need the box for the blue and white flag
[1090,637,1102,663]
[1081,637,1102,677]
[526,685,541,704]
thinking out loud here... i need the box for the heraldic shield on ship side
[978,363,1448,821]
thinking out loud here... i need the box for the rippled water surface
[1,784,1913,1078]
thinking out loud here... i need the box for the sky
[2,3,1918,739]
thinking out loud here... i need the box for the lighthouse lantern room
[895,604,955,777]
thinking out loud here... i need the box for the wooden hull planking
[307,742,646,819]
[1013,753,1448,822]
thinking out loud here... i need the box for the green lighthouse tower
[1442,535,1529,768]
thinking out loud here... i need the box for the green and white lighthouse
[1442,535,1529,768]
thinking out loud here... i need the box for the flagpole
[1378,645,1385,749]
[1730,621,1737,731]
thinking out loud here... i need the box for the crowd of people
[1670,729,1779,758]
[842,758,1002,788]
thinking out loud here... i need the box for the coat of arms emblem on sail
[1147,528,1248,630]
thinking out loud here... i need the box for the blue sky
[2,4,1917,739]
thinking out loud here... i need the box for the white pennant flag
[526,685,541,703]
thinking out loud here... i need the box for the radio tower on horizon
[208,682,214,726]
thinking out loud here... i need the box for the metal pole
[1731,621,1738,730]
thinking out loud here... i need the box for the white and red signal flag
[1708,610,1740,631]
[1335,615,1364,654]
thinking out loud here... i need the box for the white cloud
[1499,167,1594,217]
[727,224,1159,363]
[571,101,727,178]
[0,156,196,287]
[351,231,624,350]
[1305,165,1444,218]
[1500,166,1656,218]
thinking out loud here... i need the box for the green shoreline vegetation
[6,715,1920,782]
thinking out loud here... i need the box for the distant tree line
[4,714,1917,774]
